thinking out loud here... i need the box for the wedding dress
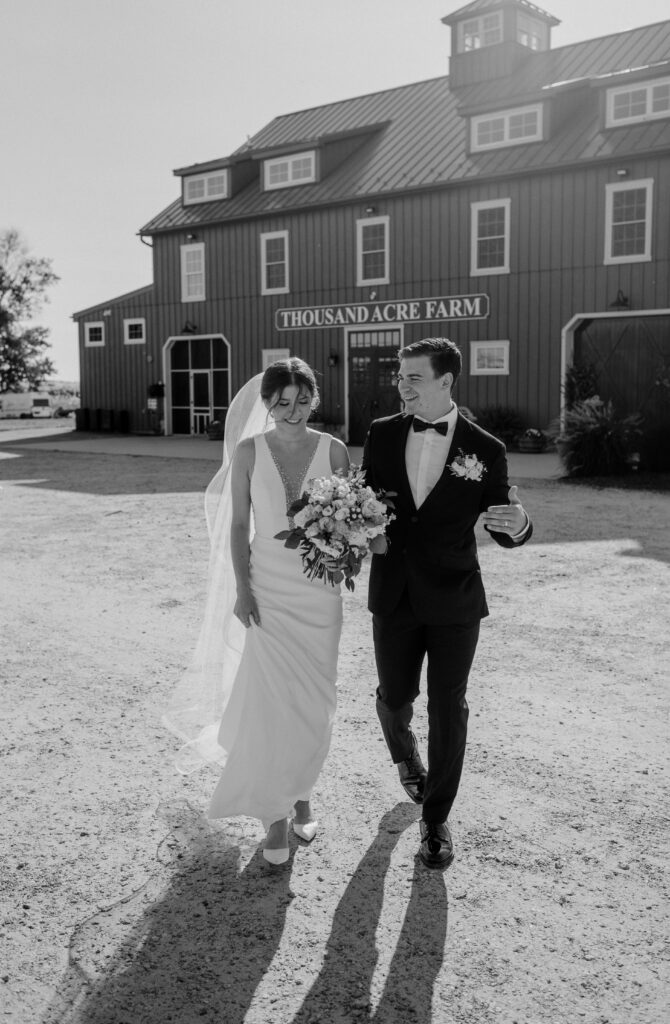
[162,374,342,830]
[209,432,342,827]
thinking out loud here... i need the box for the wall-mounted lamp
[327,353,339,368]
[146,354,154,364]
[181,320,198,334]
[102,308,112,317]
[609,289,630,309]
[615,168,629,178]
[186,232,198,241]
[365,204,377,215]
[369,290,378,301]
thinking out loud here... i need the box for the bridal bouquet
[275,466,395,591]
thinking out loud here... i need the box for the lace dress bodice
[251,432,332,539]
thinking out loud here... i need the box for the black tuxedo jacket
[362,412,533,624]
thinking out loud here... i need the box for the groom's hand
[483,485,528,537]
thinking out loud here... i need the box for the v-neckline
[263,432,322,511]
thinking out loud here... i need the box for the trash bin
[117,410,130,434]
[75,408,90,431]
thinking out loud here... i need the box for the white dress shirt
[405,406,530,539]
[405,404,459,507]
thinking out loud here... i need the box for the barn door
[573,315,670,465]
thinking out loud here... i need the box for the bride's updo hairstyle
[261,357,320,415]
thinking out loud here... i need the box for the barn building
[73,0,670,448]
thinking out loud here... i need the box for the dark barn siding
[77,153,670,434]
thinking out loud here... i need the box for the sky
[1,0,668,381]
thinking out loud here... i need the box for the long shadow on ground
[42,800,294,1024]
[42,802,448,1024]
[0,449,213,496]
[291,802,448,1024]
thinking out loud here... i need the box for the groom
[362,337,532,869]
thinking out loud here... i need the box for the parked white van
[31,396,57,418]
[0,393,35,418]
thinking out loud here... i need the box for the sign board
[147,397,158,410]
[275,294,489,331]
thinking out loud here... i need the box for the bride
[164,358,349,864]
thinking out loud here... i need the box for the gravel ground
[0,444,668,1024]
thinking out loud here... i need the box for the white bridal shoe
[263,818,289,865]
[262,846,289,865]
[292,819,319,843]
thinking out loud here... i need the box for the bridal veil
[162,373,270,773]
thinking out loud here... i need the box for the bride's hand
[234,588,260,628]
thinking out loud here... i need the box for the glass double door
[348,329,402,444]
[169,337,229,434]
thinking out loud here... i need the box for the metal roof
[72,284,154,319]
[441,0,560,27]
[140,20,670,235]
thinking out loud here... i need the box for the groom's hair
[261,357,320,412]
[399,338,462,383]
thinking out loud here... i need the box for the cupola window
[517,14,547,51]
[458,12,503,53]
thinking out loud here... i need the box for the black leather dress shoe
[419,820,454,870]
[396,735,427,804]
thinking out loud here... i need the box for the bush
[563,363,599,409]
[551,397,642,477]
[475,405,527,446]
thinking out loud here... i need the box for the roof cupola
[443,0,559,87]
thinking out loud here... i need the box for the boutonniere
[449,450,486,482]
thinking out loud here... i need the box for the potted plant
[517,427,547,453]
[206,418,226,440]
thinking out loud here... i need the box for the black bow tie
[412,417,449,436]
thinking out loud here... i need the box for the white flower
[449,451,486,482]
[293,507,311,528]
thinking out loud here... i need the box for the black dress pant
[372,590,480,825]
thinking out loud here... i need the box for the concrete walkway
[0,421,563,479]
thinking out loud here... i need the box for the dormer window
[263,151,317,191]
[471,104,543,151]
[183,170,229,205]
[458,12,502,53]
[606,77,670,127]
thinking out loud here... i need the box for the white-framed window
[458,12,502,52]
[262,347,291,369]
[84,321,104,347]
[471,104,543,151]
[471,199,511,275]
[183,170,229,205]
[180,243,206,302]
[517,14,546,51]
[356,216,390,286]
[263,151,316,191]
[260,230,289,294]
[604,179,653,264]
[470,340,510,376]
[606,77,670,127]
[123,318,146,345]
